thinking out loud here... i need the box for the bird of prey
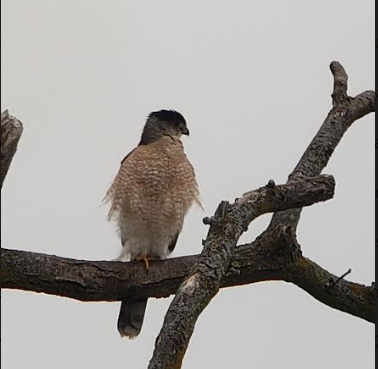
[105,110,201,338]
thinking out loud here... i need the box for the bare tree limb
[2,235,373,323]
[262,62,376,320]
[1,110,23,190]
[1,174,334,297]
[147,175,336,368]
[331,60,348,106]
[148,61,375,368]
[269,61,375,231]
[287,256,374,323]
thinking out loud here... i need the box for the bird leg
[135,255,150,270]
[142,256,150,270]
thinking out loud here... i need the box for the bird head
[140,110,189,145]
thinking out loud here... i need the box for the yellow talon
[143,256,150,270]
[136,255,150,270]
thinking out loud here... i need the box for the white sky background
[1,1,375,368]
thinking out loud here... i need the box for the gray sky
[1,1,374,368]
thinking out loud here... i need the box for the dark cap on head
[148,110,186,125]
[139,109,189,145]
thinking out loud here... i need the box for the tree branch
[1,110,23,190]
[287,256,374,323]
[1,175,334,298]
[147,175,335,369]
[269,61,375,231]
[330,60,348,106]
[2,230,373,324]
[148,61,375,368]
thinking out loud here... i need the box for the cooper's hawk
[105,110,200,338]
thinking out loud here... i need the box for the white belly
[116,207,183,262]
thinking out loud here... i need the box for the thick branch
[292,61,374,181]
[147,176,334,369]
[149,61,375,368]
[2,234,373,323]
[269,61,375,231]
[287,256,374,323]
[1,110,23,189]
[2,175,334,299]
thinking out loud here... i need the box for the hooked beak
[182,127,190,136]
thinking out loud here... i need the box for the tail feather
[118,298,148,339]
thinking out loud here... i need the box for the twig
[327,268,352,287]
[1,110,23,190]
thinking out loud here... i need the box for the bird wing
[105,147,139,221]
[121,147,137,165]
[168,232,180,254]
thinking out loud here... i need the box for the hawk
[105,110,200,338]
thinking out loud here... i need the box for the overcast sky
[1,1,375,368]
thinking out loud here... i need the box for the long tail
[118,298,148,339]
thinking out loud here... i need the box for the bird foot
[136,255,150,270]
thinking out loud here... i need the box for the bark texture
[1,110,23,189]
